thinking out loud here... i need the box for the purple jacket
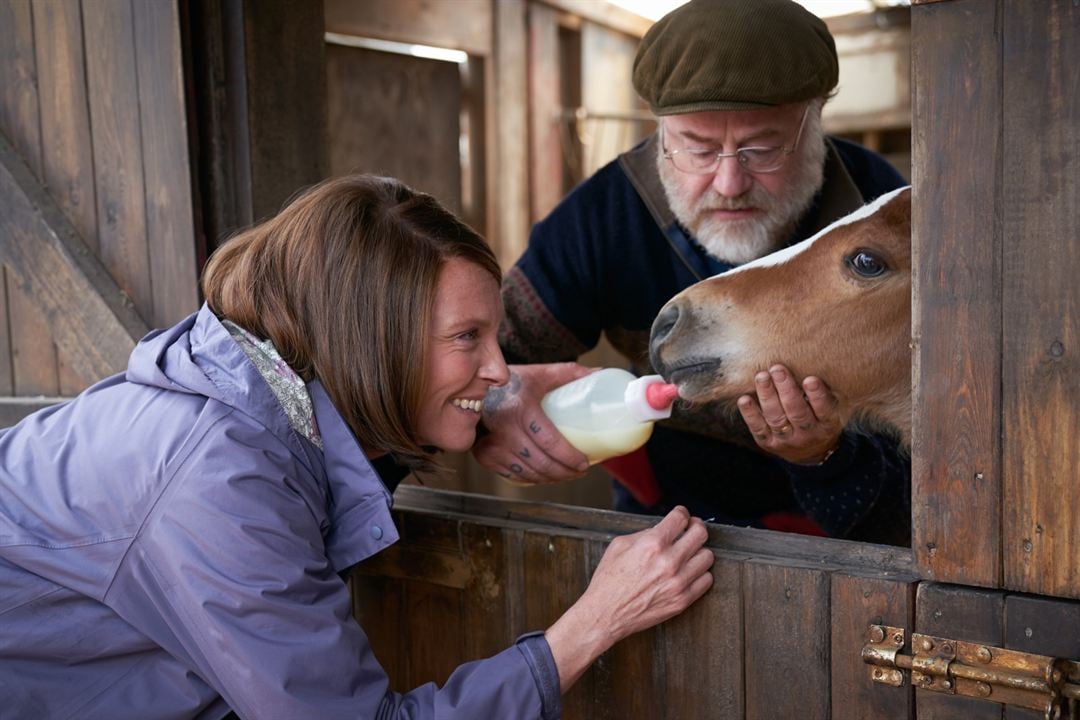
[0,305,560,720]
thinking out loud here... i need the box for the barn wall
[0,0,197,402]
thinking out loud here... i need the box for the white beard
[658,113,828,266]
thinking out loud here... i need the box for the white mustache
[695,194,769,214]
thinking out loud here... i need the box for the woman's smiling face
[415,258,509,452]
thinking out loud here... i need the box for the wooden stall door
[898,1,1080,717]
[352,487,918,720]
[912,0,1080,597]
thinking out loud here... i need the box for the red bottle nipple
[645,382,680,410]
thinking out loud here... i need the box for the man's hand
[736,364,843,465]
[473,363,593,483]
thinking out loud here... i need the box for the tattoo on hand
[529,420,541,434]
[519,447,531,459]
[510,463,523,474]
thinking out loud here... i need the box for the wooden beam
[911,0,1002,589]
[0,396,64,428]
[0,133,150,383]
[491,0,530,267]
[34,0,100,394]
[242,0,329,223]
[324,0,493,57]
[1001,0,1080,600]
[134,0,200,328]
[535,0,652,39]
[392,485,916,575]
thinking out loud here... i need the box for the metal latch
[863,625,1080,720]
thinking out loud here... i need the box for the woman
[0,175,714,719]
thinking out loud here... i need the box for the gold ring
[772,423,792,436]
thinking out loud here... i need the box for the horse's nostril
[651,303,680,346]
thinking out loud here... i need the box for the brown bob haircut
[202,174,501,471]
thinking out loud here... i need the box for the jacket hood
[126,304,301,457]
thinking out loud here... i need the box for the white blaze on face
[713,185,911,278]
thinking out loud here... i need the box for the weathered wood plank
[490,0,529,267]
[744,561,830,720]
[242,0,328,223]
[460,55,486,237]
[33,0,96,251]
[581,539,617,720]
[535,0,651,39]
[461,523,513,659]
[82,0,153,320]
[0,396,62,428]
[350,573,406,689]
[910,0,1002,588]
[133,0,198,328]
[1003,594,1080,720]
[0,0,59,397]
[1001,0,1080,600]
[404,577,463,688]
[528,2,564,224]
[915,582,1004,720]
[323,0,492,57]
[350,541,469,589]
[523,531,592,718]
[33,0,97,394]
[580,21,647,177]
[6,278,59,395]
[0,271,11,396]
[183,0,252,249]
[324,43,462,213]
[0,133,149,381]
[0,0,41,172]
[391,485,915,576]
[663,553,743,718]
[831,572,916,720]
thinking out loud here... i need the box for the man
[475,0,910,545]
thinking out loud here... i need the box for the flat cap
[633,0,839,115]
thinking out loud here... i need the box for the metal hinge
[863,624,1080,720]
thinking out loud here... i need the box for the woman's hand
[473,363,593,483]
[544,506,714,692]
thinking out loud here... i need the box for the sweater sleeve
[104,415,558,720]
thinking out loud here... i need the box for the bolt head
[870,626,886,643]
[976,647,992,663]
[921,638,934,652]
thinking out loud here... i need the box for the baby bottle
[541,368,679,464]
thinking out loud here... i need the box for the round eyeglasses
[661,104,811,175]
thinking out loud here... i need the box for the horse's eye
[847,250,888,277]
